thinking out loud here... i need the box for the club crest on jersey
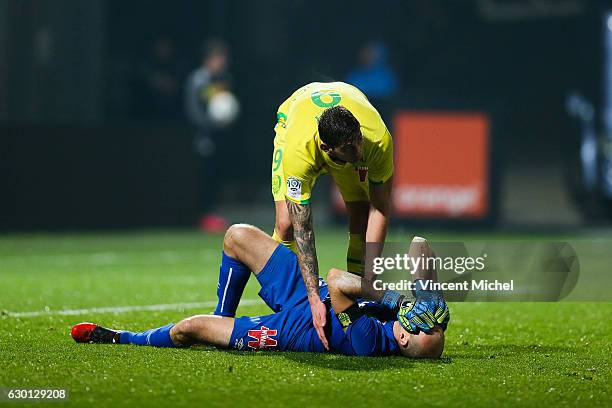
[355,166,368,183]
[286,177,302,200]
[247,326,278,349]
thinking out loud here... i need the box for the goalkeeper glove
[397,280,451,333]
[413,280,450,331]
[397,299,437,334]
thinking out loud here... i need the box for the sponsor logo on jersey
[355,166,369,183]
[247,326,278,349]
[234,337,244,350]
[286,177,302,200]
[311,90,342,108]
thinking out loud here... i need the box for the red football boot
[71,322,120,344]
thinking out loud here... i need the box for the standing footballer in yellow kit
[270,82,394,349]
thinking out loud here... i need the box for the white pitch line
[4,299,262,318]
[0,249,219,267]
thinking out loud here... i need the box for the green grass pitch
[0,229,610,407]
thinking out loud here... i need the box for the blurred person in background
[345,41,398,119]
[136,35,185,120]
[184,39,239,232]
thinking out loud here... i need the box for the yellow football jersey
[271,82,393,204]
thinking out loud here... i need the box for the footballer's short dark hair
[318,106,361,148]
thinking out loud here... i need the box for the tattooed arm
[286,201,320,299]
[286,200,329,350]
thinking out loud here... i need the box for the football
[208,90,240,127]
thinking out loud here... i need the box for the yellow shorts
[271,130,370,203]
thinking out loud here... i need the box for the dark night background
[0,0,607,230]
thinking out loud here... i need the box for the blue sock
[214,251,251,317]
[119,323,176,347]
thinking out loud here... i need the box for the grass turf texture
[0,229,610,407]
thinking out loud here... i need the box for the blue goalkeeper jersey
[229,244,398,356]
[327,300,398,356]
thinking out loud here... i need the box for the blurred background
[0,0,610,232]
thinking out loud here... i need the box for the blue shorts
[229,244,327,352]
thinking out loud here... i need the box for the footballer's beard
[328,154,348,165]
[328,148,362,165]
[345,144,364,164]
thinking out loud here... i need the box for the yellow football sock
[272,229,297,254]
[347,233,365,275]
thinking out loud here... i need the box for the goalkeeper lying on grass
[72,224,449,358]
